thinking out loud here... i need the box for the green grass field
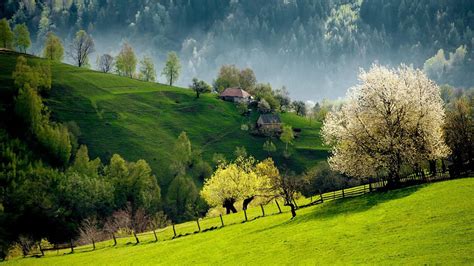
[4,178,473,265]
[0,52,327,187]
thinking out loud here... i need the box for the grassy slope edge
[4,178,474,265]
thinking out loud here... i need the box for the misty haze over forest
[1,0,473,101]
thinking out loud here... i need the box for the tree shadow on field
[297,185,424,223]
[257,185,425,233]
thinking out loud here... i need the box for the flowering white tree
[322,65,449,187]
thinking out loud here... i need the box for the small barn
[219,87,252,102]
[257,114,282,132]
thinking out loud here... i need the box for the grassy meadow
[0,52,327,187]
[4,178,473,265]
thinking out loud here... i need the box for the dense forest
[1,0,473,100]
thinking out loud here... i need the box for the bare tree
[78,217,102,250]
[69,30,95,67]
[98,54,114,73]
[131,208,150,244]
[148,211,170,242]
[266,169,302,218]
[104,209,131,246]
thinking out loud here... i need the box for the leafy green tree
[292,101,307,116]
[106,154,161,214]
[162,51,181,86]
[236,101,249,115]
[139,56,156,82]
[213,65,240,93]
[170,131,193,176]
[43,32,64,61]
[275,86,291,112]
[280,124,294,153]
[15,83,44,133]
[253,83,279,111]
[68,145,101,178]
[165,175,205,222]
[263,140,277,156]
[444,97,474,173]
[239,68,257,91]
[116,43,137,78]
[69,30,95,67]
[13,23,30,53]
[0,18,13,49]
[258,99,271,113]
[190,77,211,98]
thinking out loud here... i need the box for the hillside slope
[0,52,327,186]
[5,178,474,265]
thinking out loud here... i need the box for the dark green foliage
[190,78,211,98]
[165,175,207,223]
[292,101,307,116]
[302,161,361,196]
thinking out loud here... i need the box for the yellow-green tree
[162,51,181,86]
[43,32,64,61]
[201,156,273,213]
[13,23,30,53]
[115,43,137,78]
[280,124,294,153]
[0,18,13,49]
[139,56,156,82]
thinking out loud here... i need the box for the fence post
[219,214,224,227]
[319,191,324,203]
[369,182,372,192]
[244,209,248,221]
[342,189,345,198]
[70,239,74,253]
[333,191,335,200]
[260,204,265,217]
[196,219,201,232]
[172,223,177,238]
[275,199,282,213]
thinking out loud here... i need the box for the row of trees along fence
[28,168,466,257]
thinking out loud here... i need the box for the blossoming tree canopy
[322,64,450,186]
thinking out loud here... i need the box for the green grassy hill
[5,178,474,265]
[0,51,327,187]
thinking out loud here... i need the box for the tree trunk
[92,239,96,250]
[289,203,296,218]
[153,230,158,242]
[429,160,437,176]
[223,199,237,214]
[133,232,139,244]
[196,91,200,98]
[112,233,117,246]
[242,196,255,210]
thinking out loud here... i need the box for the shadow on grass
[256,184,425,233]
[299,185,424,222]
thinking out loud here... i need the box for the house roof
[258,114,282,124]
[220,87,251,98]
